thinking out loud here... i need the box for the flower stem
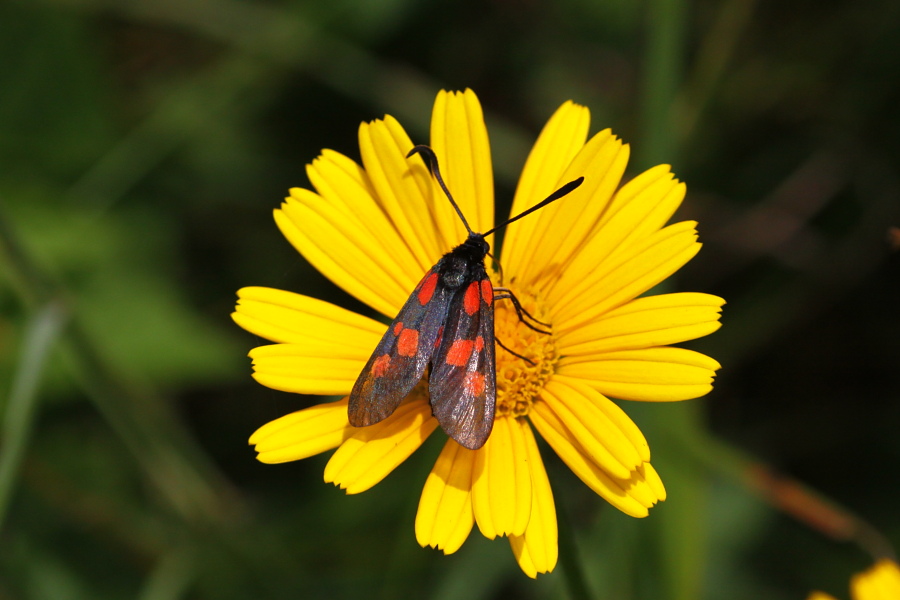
[672,422,897,562]
[743,462,897,561]
[639,0,687,169]
[0,301,68,530]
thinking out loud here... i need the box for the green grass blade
[0,301,68,529]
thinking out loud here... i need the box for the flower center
[493,283,558,418]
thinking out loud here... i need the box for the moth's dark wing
[348,269,451,427]
[429,276,496,450]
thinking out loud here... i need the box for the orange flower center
[493,283,557,418]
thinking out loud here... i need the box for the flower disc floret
[493,284,557,418]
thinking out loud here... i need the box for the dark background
[1,0,898,598]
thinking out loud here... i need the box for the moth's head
[467,234,490,256]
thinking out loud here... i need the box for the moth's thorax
[437,235,489,288]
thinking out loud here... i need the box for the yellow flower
[233,89,723,577]
[809,559,900,600]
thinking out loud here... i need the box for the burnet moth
[348,145,583,450]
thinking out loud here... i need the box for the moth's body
[346,144,582,450]
[436,236,489,288]
[348,234,496,450]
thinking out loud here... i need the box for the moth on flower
[348,144,583,450]
[234,88,723,577]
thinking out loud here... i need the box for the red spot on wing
[481,279,493,304]
[435,326,444,349]
[464,372,486,396]
[463,282,480,315]
[418,273,438,305]
[446,339,475,366]
[372,354,391,377]
[474,335,484,353]
[393,321,404,336]
[397,328,419,357]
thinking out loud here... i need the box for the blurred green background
[1,0,899,598]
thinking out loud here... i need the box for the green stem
[639,0,687,170]
[0,301,68,530]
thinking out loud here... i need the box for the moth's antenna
[482,177,584,237]
[407,145,475,236]
[409,144,584,239]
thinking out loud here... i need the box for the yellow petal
[233,287,383,355]
[557,292,725,355]
[552,375,652,463]
[250,398,353,464]
[544,165,685,308]
[558,347,722,402]
[505,130,628,287]
[359,116,444,270]
[642,462,667,501]
[597,164,686,245]
[274,203,400,318]
[324,399,438,494]
[806,594,838,600]
[542,379,644,477]
[472,416,533,538]
[502,101,590,276]
[851,559,900,600]
[529,403,664,517]
[306,150,423,290]
[430,89,494,248]
[509,537,538,579]
[249,344,363,395]
[282,189,409,297]
[625,463,664,508]
[309,148,371,194]
[508,422,558,578]
[551,221,702,332]
[415,439,477,554]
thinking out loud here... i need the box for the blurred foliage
[1,0,899,598]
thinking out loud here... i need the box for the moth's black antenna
[408,144,584,239]
[408,145,474,236]
[482,177,584,238]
